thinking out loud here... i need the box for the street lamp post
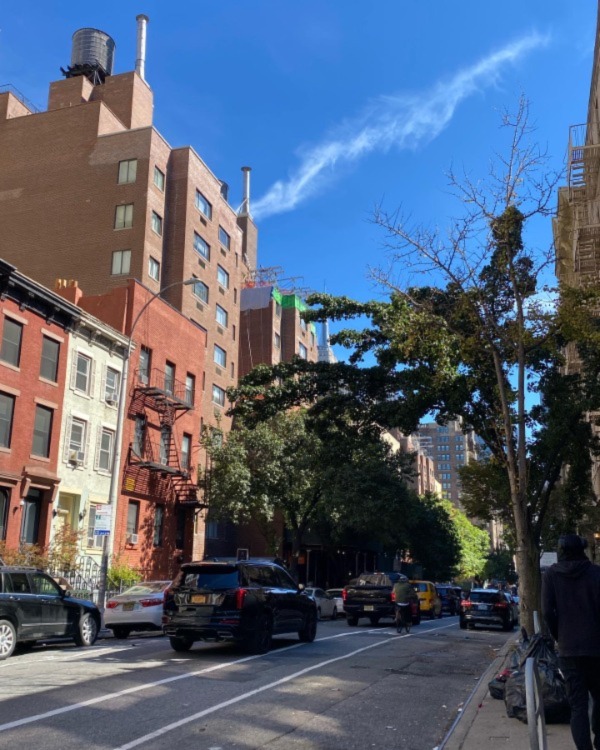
[97,278,197,612]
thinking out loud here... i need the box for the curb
[437,632,516,750]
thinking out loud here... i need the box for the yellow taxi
[410,580,442,619]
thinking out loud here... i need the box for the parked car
[163,560,317,654]
[325,588,345,617]
[105,580,172,638]
[459,588,519,631]
[411,580,442,619]
[0,565,100,660]
[303,587,338,620]
[343,572,420,626]
[435,585,460,615]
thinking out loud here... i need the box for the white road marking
[0,621,454,735]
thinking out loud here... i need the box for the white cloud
[252,32,548,221]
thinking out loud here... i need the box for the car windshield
[304,588,316,596]
[357,574,393,586]
[120,582,170,596]
[413,583,427,592]
[469,591,502,603]
[327,589,342,596]
[178,566,240,590]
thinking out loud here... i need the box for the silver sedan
[104,580,171,638]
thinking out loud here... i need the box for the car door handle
[8,595,19,601]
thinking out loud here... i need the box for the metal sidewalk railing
[526,611,548,750]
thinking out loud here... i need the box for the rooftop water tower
[61,27,116,84]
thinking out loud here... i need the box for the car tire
[369,615,380,626]
[244,615,273,654]
[331,607,338,621]
[74,613,98,647]
[347,616,359,627]
[459,618,467,630]
[169,636,193,652]
[111,626,131,639]
[0,620,16,660]
[298,611,317,643]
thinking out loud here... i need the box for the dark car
[436,585,460,615]
[0,566,101,660]
[163,560,317,654]
[459,588,519,631]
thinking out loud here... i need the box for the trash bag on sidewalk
[504,634,570,724]
[488,668,513,700]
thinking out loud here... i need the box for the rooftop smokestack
[135,14,149,80]
[240,166,252,218]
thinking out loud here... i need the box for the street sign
[94,505,112,536]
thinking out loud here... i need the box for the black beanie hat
[558,534,588,561]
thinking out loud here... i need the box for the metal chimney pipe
[241,166,252,217]
[135,14,149,80]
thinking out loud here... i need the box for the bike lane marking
[0,620,454,734]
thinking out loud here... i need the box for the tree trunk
[288,531,302,583]
[513,515,541,636]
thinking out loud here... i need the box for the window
[299,342,308,359]
[0,318,23,367]
[32,405,53,457]
[185,374,195,405]
[214,344,227,368]
[74,353,92,394]
[275,302,282,317]
[68,418,87,463]
[153,506,164,547]
[300,317,307,331]
[21,489,42,544]
[86,503,103,548]
[40,336,60,382]
[216,305,228,327]
[151,211,163,236]
[159,426,171,465]
[126,501,140,537]
[111,249,131,276]
[218,226,231,250]
[193,278,209,303]
[217,265,229,288]
[0,488,8,541]
[195,191,212,220]
[0,393,15,448]
[98,428,114,472]
[165,361,175,395]
[181,433,191,470]
[115,204,133,229]
[148,256,160,281]
[154,166,165,191]
[212,384,226,407]
[194,232,210,260]
[105,367,121,404]
[274,332,281,349]
[133,416,146,456]
[118,159,137,184]
[139,346,151,385]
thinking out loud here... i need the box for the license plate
[122,602,134,611]
[477,604,488,611]
[191,593,208,604]
[364,605,374,612]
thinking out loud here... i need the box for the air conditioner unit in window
[127,533,139,545]
[106,391,118,405]
[68,450,85,465]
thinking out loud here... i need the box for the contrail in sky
[252,33,548,221]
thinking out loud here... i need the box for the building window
[159,426,171,465]
[217,265,229,288]
[40,336,60,382]
[154,166,165,191]
[126,501,140,539]
[185,374,195,405]
[274,332,281,349]
[299,342,308,359]
[151,211,163,236]
[214,344,227,368]
[97,428,114,472]
[212,384,226,407]
[133,416,146,456]
[0,488,9,541]
[194,232,210,260]
[86,503,104,548]
[111,249,131,276]
[118,159,137,184]
[21,489,42,545]
[218,226,231,250]
[0,392,15,448]
[74,353,92,395]
[148,256,160,281]
[275,302,282,317]
[115,204,134,229]
[216,305,228,327]
[300,317,307,331]
[68,418,87,463]
[32,405,53,458]
[181,433,191,470]
[193,278,209,303]
[153,505,164,547]
[195,191,212,220]
[105,367,121,405]
[232,324,236,341]
[139,346,151,385]
[165,361,175,395]
[0,318,23,367]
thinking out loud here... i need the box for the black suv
[459,588,519,631]
[0,566,101,659]
[163,560,318,654]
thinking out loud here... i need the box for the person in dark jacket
[542,534,600,750]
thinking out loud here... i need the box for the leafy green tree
[440,500,490,580]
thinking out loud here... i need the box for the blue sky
[1,2,597,354]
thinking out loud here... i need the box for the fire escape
[124,367,204,508]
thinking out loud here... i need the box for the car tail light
[235,588,247,609]
[341,589,347,602]
[391,591,396,602]
[462,600,472,609]
[494,601,508,610]
[139,598,164,607]
[106,600,118,609]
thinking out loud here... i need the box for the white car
[105,580,171,638]
[326,588,345,616]
[304,587,338,620]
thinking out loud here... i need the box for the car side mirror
[298,583,305,592]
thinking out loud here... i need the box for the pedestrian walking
[542,534,600,750]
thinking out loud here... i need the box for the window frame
[218,226,231,250]
[0,392,15,449]
[217,265,230,289]
[153,166,165,192]
[111,249,131,276]
[0,318,23,367]
[151,211,163,237]
[117,159,137,184]
[40,336,60,382]
[105,367,121,405]
[214,344,227,368]
[75,353,92,395]
[32,405,53,458]
[114,204,134,230]
[195,191,213,220]
[98,428,114,472]
[212,384,226,407]
[215,304,228,327]
[192,278,209,303]
[299,342,308,360]
[148,256,161,281]
[193,232,210,261]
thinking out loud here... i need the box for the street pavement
[0,615,510,750]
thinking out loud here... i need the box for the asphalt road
[0,615,510,750]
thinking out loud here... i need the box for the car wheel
[111,626,131,639]
[331,607,338,621]
[0,620,16,660]
[169,636,193,652]
[298,611,317,643]
[74,613,98,647]
[369,615,380,626]
[244,615,273,654]
[459,618,467,630]
[347,616,359,627]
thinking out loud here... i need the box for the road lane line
[0,621,454,734]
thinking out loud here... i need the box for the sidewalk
[442,635,573,749]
